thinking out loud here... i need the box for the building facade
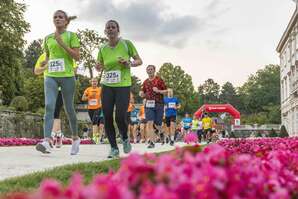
[277,8,298,136]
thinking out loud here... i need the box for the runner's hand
[139,91,145,98]
[54,32,64,46]
[95,62,103,72]
[40,60,48,68]
[153,87,159,93]
[118,57,130,67]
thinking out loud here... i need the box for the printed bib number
[48,59,65,72]
[146,100,155,108]
[168,102,176,109]
[88,99,98,106]
[105,71,121,84]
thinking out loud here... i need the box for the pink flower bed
[0,138,94,147]
[6,138,298,199]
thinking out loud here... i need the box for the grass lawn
[0,159,120,196]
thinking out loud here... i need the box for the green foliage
[198,78,220,104]
[219,82,240,108]
[238,65,280,114]
[9,96,28,111]
[23,76,44,112]
[279,125,289,138]
[0,0,30,105]
[131,75,142,103]
[77,29,107,78]
[268,128,278,137]
[75,74,91,104]
[0,160,120,195]
[157,63,196,114]
[24,39,43,69]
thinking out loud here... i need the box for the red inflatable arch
[194,104,241,125]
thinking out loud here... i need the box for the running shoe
[170,140,174,146]
[36,140,51,154]
[147,141,155,149]
[123,138,132,153]
[70,138,80,155]
[107,148,120,158]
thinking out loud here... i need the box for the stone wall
[0,110,43,138]
[0,110,89,138]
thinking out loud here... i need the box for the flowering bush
[6,138,298,199]
[0,138,94,147]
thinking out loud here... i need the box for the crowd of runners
[33,10,223,158]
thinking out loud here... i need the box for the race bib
[168,102,176,109]
[146,100,155,108]
[48,59,65,72]
[131,117,137,122]
[105,71,121,84]
[88,99,98,106]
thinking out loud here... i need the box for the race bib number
[168,102,176,109]
[48,59,65,72]
[146,100,155,108]
[105,71,121,84]
[88,99,98,106]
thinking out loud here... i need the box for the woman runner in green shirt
[96,20,142,158]
[35,10,81,155]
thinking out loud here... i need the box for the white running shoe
[36,140,51,154]
[70,138,80,155]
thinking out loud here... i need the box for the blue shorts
[145,103,164,126]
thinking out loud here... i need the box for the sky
[21,0,295,88]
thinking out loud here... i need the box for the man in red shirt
[140,65,168,148]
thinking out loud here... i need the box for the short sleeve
[125,40,138,58]
[43,37,49,55]
[70,32,80,48]
[97,46,104,64]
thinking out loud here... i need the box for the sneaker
[147,141,155,149]
[36,140,51,154]
[70,138,80,155]
[170,140,174,146]
[56,136,62,148]
[107,148,120,158]
[166,136,170,144]
[123,139,132,153]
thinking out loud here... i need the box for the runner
[192,115,203,143]
[34,10,80,155]
[127,92,134,142]
[202,112,213,143]
[82,78,103,144]
[95,20,142,158]
[164,88,181,146]
[130,106,140,143]
[181,113,192,136]
[138,99,147,143]
[35,53,65,148]
[140,65,168,148]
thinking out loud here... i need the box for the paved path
[0,142,187,181]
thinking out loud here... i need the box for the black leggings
[102,85,130,149]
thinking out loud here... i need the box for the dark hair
[146,65,156,70]
[55,10,77,27]
[106,20,120,32]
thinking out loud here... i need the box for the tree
[24,39,43,69]
[77,29,107,78]
[219,82,240,108]
[23,76,44,112]
[157,63,196,114]
[131,75,142,104]
[198,79,220,104]
[238,65,280,114]
[0,0,30,105]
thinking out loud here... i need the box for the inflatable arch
[194,104,241,125]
